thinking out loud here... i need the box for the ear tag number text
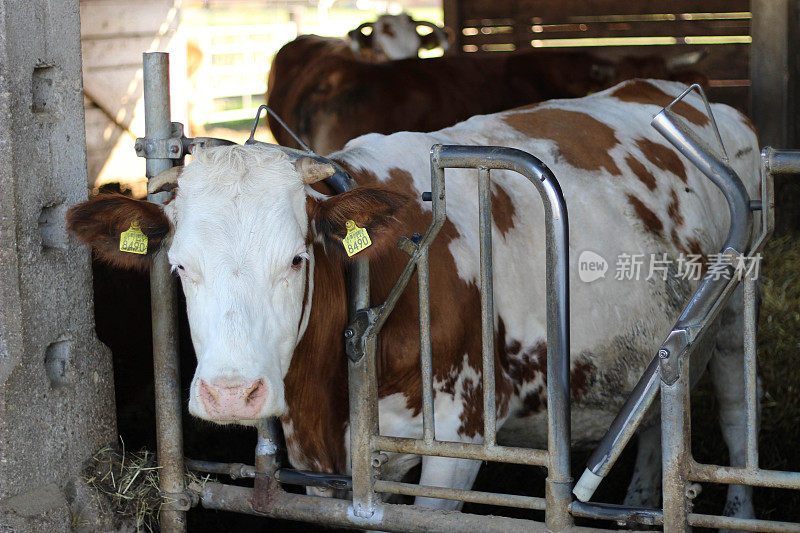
[342,220,371,257]
[119,220,148,255]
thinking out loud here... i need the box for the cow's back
[333,79,760,447]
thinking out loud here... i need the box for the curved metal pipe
[431,145,572,530]
[574,99,753,502]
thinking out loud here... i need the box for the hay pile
[751,233,800,519]
[688,231,800,520]
[85,443,212,532]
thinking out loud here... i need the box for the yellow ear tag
[119,220,148,255]
[342,220,371,257]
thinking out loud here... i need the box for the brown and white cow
[265,14,448,117]
[67,79,758,519]
[266,45,706,155]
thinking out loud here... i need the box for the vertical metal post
[348,334,379,517]
[252,417,280,510]
[143,52,186,533]
[348,258,378,518]
[430,146,570,529]
[543,178,572,531]
[417,248,436,444]
[743,274,760,468]
[478,168,497,447]
[255,418,280,475]
[661,352,691,531]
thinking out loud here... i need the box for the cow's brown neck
[281,242,350,473]
[280,165,417,474]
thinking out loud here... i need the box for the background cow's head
[348,13,450,61]
[67,145,408,425]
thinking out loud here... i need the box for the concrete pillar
[0,0,118,531]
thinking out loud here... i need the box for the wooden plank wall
[444,0,751,113]
[80,0,186,194]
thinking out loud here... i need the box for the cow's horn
[147,166,182,195]
[666,49,707,71]
[295,157,336,184]
[416,20,450,52]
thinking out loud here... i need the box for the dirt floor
[90,164,800,531]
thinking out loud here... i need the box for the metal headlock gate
[136,52,800,532]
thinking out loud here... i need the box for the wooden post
[442,0,461,54]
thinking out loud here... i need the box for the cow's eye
[291,255,304,269]
[172,264,185,274]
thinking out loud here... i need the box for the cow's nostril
[245,380,266,404]
[198,378,268,420]
[201,380,220,404]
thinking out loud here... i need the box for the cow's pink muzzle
[199,379,268,421]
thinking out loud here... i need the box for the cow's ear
[308,186,411,260]
[66,194,171,271]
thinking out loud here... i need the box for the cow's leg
[414,455,483,510]
[623,423,662,508]
[709,288,758,523]
[411,404,483,511]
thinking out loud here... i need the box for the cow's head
[68,145,409,424]
[348,14,450,61]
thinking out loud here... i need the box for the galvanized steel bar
[570,501,662,527]
[255,418,280,476]
[573,358,661,501]
[317,159,374,517]
[185,458,353,490]
[652,106,753,255]
[744,273,760,469]
[374,480,547,510]
[749,148,776,255]
[660,347,691,531]
[417,247,436,444]
[764,148,800,175]
[142,52,186,533]
[252,417,281,510]
[199,483,604,533]
[690,461,800,490]
[373,434,548,466]
[477,167,497,447]
[185,459,256,479]
[688,513,800,532]
[540,162,572,532]
[430,145,572,530]
[576,99,754,502]
[349,330,379,517]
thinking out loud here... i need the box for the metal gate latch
[135,122,186,159]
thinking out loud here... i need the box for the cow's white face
[165,146,314,424]
[67,143,408,427]
[374,14,421,60]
